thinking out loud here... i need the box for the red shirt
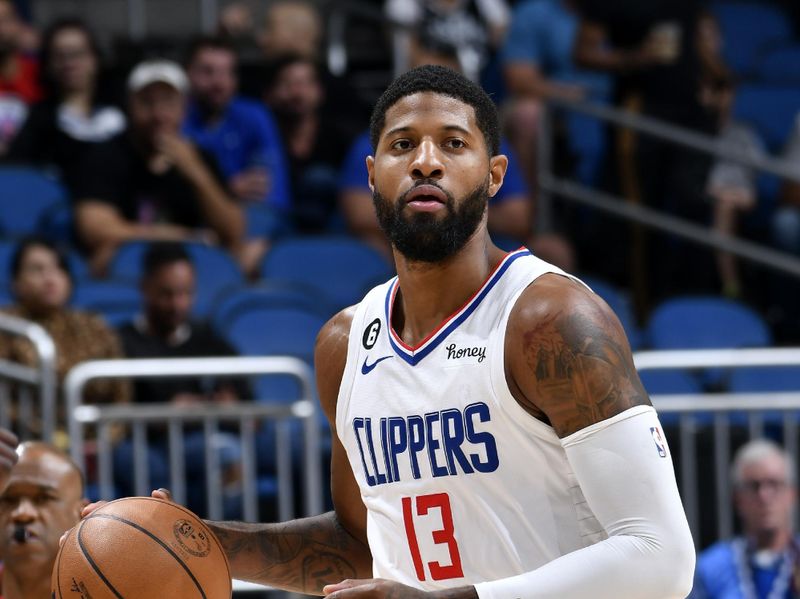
[0,54,42,103]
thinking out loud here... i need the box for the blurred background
[2,0,800,596]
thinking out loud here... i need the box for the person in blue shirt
[183,35,290,212]
[502,0,609,190]
[339,130,532,258]
[691,439,799,599]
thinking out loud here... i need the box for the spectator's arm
[504,63,584,101]
[573,20,654,73]
[488,193,532,242]
[156,134,246,248]
[253,106,292,211]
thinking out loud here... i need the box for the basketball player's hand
[323,579,439,598]
[0,427,18,493]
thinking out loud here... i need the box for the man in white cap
[69,59,245,275]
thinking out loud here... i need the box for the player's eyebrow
[383,124,473,138]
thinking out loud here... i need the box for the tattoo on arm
[208,511,372,594]
[521,305,650,437]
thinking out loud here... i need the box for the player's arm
[467,275,694,599]
[205,308,373,594]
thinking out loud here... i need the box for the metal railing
[636,347,800,546]
[0,313,57,441]
[537,98,800,280]
[65,356,323,523]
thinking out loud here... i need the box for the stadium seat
[711,2,793,76]
[729,366,800,393]
[260,237,394,313]
[757,44,800,84]
[639,370,703,425]
[733,85,800,151]
[581,276,642,350]
[0,168,67,236]
[37,201,74,245]
[70,280,142,327]
[211,282,330,335]
[646,296,771,350]
[108,241,245,318]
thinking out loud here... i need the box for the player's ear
[488,154,508,198]
[366,156,376,192]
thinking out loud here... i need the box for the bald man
[0,443,86,599]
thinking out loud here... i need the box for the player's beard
[373,178,488,263]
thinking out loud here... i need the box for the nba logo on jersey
[650,427,667,458]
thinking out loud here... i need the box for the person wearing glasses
[691,439,799,599]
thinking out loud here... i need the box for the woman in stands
[5,19,125,190]
[0,237,129,447]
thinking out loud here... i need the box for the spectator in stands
[184,35,289,210]
[6,19,125,191]
[691,439,798,599]
[501,0,609,192]
[0,0,41,155]
[702,75,764,299]
[70,59,245,276]
[258,0,323,61]
[386,0,510,82]
[0,442,86,599]
[115,242,247,517]
[264,53,356,233]
[0,237,129,443]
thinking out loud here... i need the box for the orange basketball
[52,496,231,599]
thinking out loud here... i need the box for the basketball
[52,497,231,599]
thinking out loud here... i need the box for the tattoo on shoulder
[521,306,649,437]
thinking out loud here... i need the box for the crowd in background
[2,0,800,569]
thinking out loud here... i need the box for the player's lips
[405,184,448,212]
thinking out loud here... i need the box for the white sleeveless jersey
[335,248,608,590]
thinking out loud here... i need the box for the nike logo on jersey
[361,355,393,375]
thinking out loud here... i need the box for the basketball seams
[77,519,126,599]
[104,496,233,583]
[85,512,208,599]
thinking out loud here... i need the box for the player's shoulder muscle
[315,306,357,427]
[505,273,650,438]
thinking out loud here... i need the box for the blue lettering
[425,412,449,478]
[352,418,376,487]
[387,417,407,482]
[380,418,393,483]
[364,418,387,485]
[408,415,425,479]
[464,403,499,473]
[441,409,473,475]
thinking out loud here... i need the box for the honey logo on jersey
[445,343,486,364]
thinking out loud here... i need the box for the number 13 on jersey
[402,493,464,581]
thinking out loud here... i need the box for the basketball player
[0,428,18,493]
[112,65,694,597]
[0,443,86,599]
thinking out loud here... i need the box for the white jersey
[336,248,608,590]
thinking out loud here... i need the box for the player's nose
[11,498,36,521]
[410,139,444,180]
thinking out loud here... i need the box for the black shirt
[70,132,227,229]
[118,319,249,405]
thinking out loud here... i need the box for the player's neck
[3,565,53,599]
[391,231,505,347]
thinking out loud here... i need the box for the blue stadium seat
[646,297,771,350]
[108,242,244,318]
[640,370,703,425]
[729,366,800,392]
[0,286,11,308]
[70,280,142,327]
[211,282,329,335]
[711,2,793,76]
[581,276,642,350]
[0,168,67,236]
[260,237,394,313]
[37,201,74,245]
[733,85,800,151]
[757,44,800,84]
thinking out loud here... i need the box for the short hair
[185,34,236,67]
[368,65,500,156]
[731,439,795,487]
[141,242,193,279]
[10,236,71,282]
